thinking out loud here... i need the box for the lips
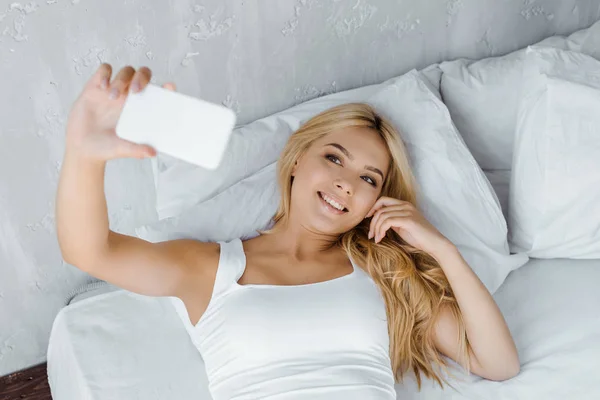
[318,191,349,213]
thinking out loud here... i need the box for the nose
[334,178,353,196]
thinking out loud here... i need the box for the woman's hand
[65,63,177,161]
[366,196,454,256]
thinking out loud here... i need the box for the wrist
[431,239,459,262]
[63,145,106,168]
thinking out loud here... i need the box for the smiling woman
[279,123,393,238]
[255,102,474,391]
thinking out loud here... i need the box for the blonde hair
[259,103,472,390]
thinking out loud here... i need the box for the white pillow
[483,170,511,221]
[138,69,528,295]
[152,65,441,220]
[439,19,600,170]
[508,46,600,259]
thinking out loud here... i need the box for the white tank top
[171,237,396,400]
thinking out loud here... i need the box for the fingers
[373,216,394,243]
[368,204,405,237]
[94,63,174,99]
[96,63,112,90]
[369,208,411,242]
[366,196,398,218]
[117,138,156,159]
[369,208,393,240]
[129,66,152,94]
[163,82,177,91]
[375,217,404,243]
[108,66,135,100]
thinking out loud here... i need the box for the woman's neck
[261,220,341,262]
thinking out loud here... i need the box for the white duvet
[47,257,600,400]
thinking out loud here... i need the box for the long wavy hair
[258,102,472,390]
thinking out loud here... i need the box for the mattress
[47,257,600,400]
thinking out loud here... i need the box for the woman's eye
[326,154,377,187]
[326,154,341,164]
[363,176,376,186]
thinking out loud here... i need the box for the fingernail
[109,88,119,100]
[368,230,372,239]
[100,78,108,90]
[131,82,140,93]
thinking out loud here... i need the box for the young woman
[56,64,520,399]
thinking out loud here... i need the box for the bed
[47,256,600,399]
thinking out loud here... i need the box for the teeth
[321,192,344,211]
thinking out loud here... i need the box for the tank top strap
[212,237,246,298]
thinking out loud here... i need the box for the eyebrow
[325,143,385,181]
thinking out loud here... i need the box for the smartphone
[115,83,236,170]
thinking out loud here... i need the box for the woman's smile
[317,191,349,215]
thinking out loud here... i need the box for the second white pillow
[439,20,600,170]
[509,46,600,258]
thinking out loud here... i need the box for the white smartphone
[115,83,236,170]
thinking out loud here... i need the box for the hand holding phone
[65,64,164,162]
[116,83,237,170]
[65,64,236,167]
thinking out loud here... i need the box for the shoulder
[174,240,221,295]
[180,240,221,275]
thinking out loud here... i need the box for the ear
[291,160,298,176]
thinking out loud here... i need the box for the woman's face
[291,126,391,235]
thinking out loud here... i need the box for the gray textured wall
[1,0,598,376]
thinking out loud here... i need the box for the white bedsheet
[47,257,600,400]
